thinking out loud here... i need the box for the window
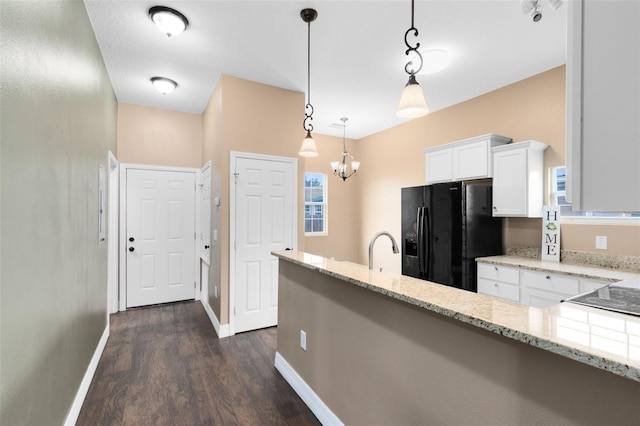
[304,173,327,234]
[551,166,640,219]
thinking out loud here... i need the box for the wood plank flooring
[77,301,320,426]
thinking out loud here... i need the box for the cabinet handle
[546,275,551,279]
[494,283,498,287]
[493,206,497,211]
[494,266,498,271]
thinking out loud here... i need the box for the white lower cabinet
[477,264,520,302]
[477,262,612,308]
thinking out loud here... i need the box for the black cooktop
[565,284,640,316]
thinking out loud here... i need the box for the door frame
[107,152,119,314]
[119,163,201,311]
[229,151,298,336]
[200,160,212,304]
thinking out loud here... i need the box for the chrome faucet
[368,231,399,270]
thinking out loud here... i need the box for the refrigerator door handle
[417,207,424,276]
[425,207,431,279]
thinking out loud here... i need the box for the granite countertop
[476,255,640,282]
[273,250,640,383]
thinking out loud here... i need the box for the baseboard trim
[201,299,230,338]
[274,351,343,426]
[64,324,109,426]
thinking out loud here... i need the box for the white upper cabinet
[424,134,511,184]
[492,141,548,217]
[566,0,640,212]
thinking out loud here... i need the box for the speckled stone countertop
[273,250,640,383]
[476,255,640,282]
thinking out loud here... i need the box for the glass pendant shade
[330,161,339,171]
[299,131,319,157]
[351,161,361,172]
[396,75,429,118]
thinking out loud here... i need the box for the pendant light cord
[303,15,314,133]
[404,0,423,75]
[307,19,311,106]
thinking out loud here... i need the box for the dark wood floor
[77,301,320,426]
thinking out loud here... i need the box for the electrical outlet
[300,330,307,351]
[596,236,608,250]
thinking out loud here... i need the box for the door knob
[129,247,135,252]
[129,237,135,242]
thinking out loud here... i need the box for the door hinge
[234,307,236,316]
[233,172,239,184]
[194,281,196,289]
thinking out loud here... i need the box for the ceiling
[84,0,567,139]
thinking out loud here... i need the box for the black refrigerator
[401,180,503,292]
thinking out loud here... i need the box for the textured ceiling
[84,0,567,139]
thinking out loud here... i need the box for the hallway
[77,301,320,425]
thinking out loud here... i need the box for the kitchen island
[274,250,640,425]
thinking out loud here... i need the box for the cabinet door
[566,0,640,211]
[454,140,489,180]
[521,287,568,309]
[425,148,452,183]
[492,149,527,216]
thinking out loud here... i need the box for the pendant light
[330,118,360,181]
[396,0,429,118]
[298,8,319,157]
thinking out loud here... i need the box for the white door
[232,153,296,334]
[125,168,196,308]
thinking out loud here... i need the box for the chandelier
[330,117,360,181]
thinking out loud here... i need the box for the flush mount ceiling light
[330,117,360,182]
[520,0,562,23]
[396,0,429,118]
[151,77,177,94]
[298,8,319,157]
[149,6,189,37]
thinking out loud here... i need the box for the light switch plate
[596,235,607,250]
[300,330,307,351]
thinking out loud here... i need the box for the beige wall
[202,80,223,321]
[356,66,640,271]
[202,75,306,324]
[1,2,117,424]
[278,261,640,425]
[117,102,202,167]
[303,133,361,263]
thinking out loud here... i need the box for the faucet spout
[368,231,399,270]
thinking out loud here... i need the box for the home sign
[541,205,560,262]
